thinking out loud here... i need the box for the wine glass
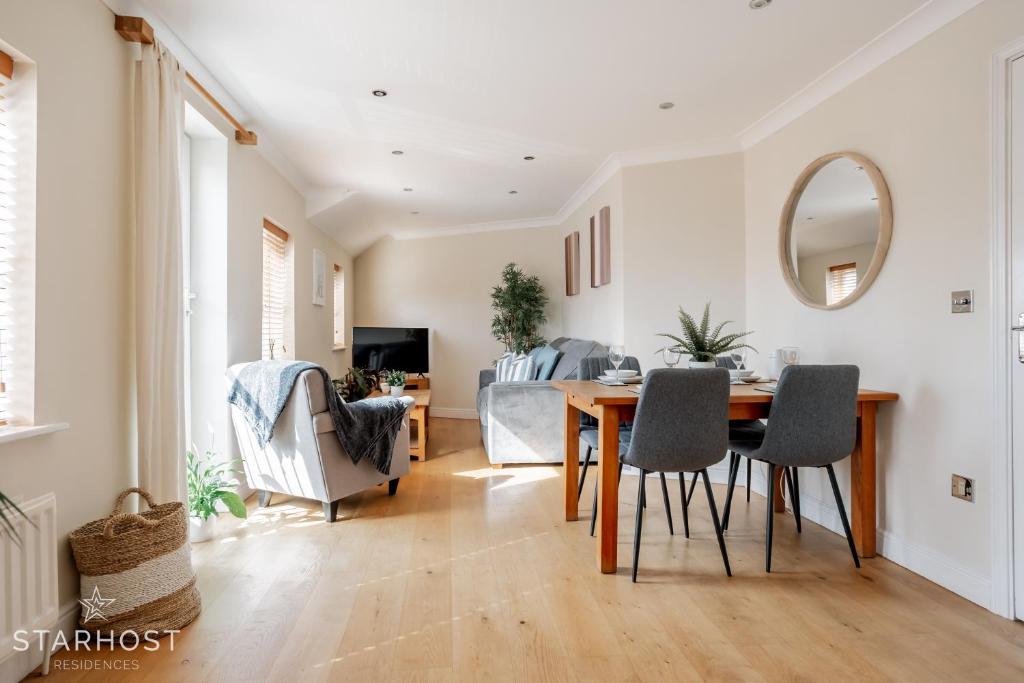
[731,350,747,372]
[662,347,682,368]
[608,345,626,379]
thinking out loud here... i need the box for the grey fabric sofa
[477,337,607,465]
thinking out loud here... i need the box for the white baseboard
[430,407,477,420]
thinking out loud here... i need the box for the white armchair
[228,363,412,522]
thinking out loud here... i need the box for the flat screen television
[352,327,429,374]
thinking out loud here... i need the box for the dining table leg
[563,395,581,522]
[597,405,622,573]
[851,401,877,558]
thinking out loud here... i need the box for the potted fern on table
[658,302,755,369]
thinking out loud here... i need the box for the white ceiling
[794,156,881,257]
[141,0,936,253]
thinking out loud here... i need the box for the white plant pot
[189,515,217,543]
[688,360,717,369]
[390,385,405,397]
[379,382,390,393]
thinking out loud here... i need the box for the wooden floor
[39,418,1024,682]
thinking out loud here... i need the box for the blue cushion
[532,345,563,381]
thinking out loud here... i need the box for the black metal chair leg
[746,457,751,502]
[700,469,732,577]
[578,446,593,501]
[825,464,861,568]
[722,451,740,531]
[677,473,690,538]
[591,462,623,537]
[765,463,776,572]
[783,467,801,533]
[686,472,699,505]
[790,467,801,533]
[632,470,647,582]
[659,472,674,535]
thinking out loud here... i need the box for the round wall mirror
[779,152,892,310]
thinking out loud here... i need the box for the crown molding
[391,214,557,241]
[737,0,984,149]
[616,137,742,167]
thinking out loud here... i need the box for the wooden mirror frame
[778,151,893,310]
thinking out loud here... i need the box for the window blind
[827,262,858,305]
[0,50,14,426]
[333,264,344,347]
[261,219,289,360]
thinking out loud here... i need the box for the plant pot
[688,360,717,369]
[390,385,405,397]
[189,514,217,543]
[379,382,390,394]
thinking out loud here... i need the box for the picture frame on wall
[590,205,611,287]
[313,249,327,306]
[565,231,580,296]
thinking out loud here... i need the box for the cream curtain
[131,41,185,503]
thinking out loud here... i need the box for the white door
[1011,56,1024,619]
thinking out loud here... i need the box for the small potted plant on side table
[186,448,247,542]
[658,302,755,369]
[386,369,407,397]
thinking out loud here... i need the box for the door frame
[991,38,1024,620]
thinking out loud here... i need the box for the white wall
[743,0,1024,607]
[622,155,747,367]
[0,0,133,633]
[354,229,564,415]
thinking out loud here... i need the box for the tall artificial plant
[657,302,755,363]
[490,263,549,355]
[186,449,248,521]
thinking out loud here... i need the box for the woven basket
[69,487,201,636]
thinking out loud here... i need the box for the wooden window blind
[261,219,289,360]
[333,264,344,347]
[0,49,15,425]
[827,262,858,305]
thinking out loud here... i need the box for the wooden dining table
[552,380,899,574]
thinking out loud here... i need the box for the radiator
[0,493,58,667]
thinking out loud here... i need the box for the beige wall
[796,241,876,304]
[354,230,564,414]
[622,155,746,366]
[744,0,1024,603]
[0,0,132,613]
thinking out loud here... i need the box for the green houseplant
[333,367,379,402]
[186,448,247,542]
[0,490,32,547]
[385,369,407,397]
[490,263,549,355]
[658,302,755,368]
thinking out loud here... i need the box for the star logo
[79,586,116,623]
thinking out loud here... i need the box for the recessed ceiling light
[392,150,404,155]
[749,0,772,9]
[855,165,864,171]
[807,216,815,220]
[411,211,420,215]
[523,155,535,161]
[508,190,518,195]
[403,187,413,192]
[658,102,675,110]
[372,89,388,97]
[871,197,879,201]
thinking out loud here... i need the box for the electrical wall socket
[952,474,974,502]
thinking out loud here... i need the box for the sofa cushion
[531,345,563,381]
[496,353,536,382]
[551,340,600,380]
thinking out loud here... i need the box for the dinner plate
[740,375,762,383]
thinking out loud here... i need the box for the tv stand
[403,376,430,390]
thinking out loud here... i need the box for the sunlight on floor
[453,466,559,490]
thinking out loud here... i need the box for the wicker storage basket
[69,487,201,636]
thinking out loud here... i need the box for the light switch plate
[952,474,974,502]
[951,290,974,314]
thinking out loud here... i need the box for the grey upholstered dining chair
[579,356,676,537]
[727,365,861,572]
[620,368,732,582]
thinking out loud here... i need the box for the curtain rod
[114,15,258,146]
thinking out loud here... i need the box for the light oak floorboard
[36,418,1024,682]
